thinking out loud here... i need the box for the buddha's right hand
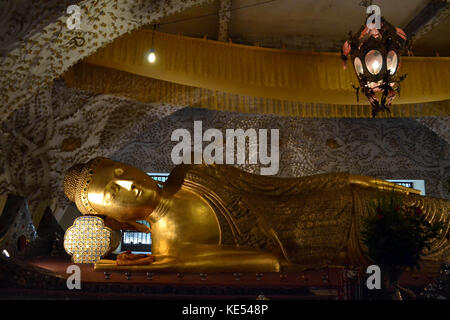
[104,217,151,233]
[116,252,156,266]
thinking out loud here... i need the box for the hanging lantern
[341,16,412,117]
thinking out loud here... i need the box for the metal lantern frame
[342,17,412,117]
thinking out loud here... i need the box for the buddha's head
[64,157,161,222]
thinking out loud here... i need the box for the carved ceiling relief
[0,0,74,55]
[416,117,450,144]
[0,0,213,123]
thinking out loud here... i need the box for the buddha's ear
[163,165,188,197]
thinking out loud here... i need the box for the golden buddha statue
[63,157,450,272]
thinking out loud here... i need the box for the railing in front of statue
[120,173,169,253]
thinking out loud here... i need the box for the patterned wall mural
[0,80,183,223]
[0,80,448,229]
[112,107,450,201]
[1,0,449,228]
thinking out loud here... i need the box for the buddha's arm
[350,175,421,195]
[174,248,281,272]
[96,245,280,272]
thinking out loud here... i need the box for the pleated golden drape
[64,62,449,118]
[82,30,450,106]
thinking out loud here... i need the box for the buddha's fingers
[94,260,179,272]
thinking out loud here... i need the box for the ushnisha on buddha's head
[64,157,161,222]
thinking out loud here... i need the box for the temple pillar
[218,0,232,42]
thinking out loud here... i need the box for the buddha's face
[86,160,161,222]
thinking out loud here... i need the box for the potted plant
[361,191,444,299]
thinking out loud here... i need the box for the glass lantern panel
[365,50,383,75]
[354,57,364,75]
[386,50,398,75]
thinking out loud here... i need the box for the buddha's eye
[131,184,139,196]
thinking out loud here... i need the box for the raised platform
[0,255,438,299]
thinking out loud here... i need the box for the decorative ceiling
[65,29,449,117]
[156,0,450,55]
[0,0,448,123]
[0,0,214,123]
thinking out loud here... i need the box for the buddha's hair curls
[63,157,110,215]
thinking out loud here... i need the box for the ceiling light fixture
[147,48,156,63]
[341,3,412,117]
[147,24,158,64]
[2,249,10,258]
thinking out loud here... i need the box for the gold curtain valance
[83,29,450,106]
[64,62,449,118]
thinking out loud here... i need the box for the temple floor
[0,256,438,299]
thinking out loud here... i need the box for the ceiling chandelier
[341,4,412,118]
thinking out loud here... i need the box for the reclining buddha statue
[63,157,450,272]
